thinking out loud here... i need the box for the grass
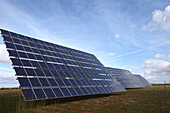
[0,85,170,113]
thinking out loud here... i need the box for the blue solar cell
[27,53,36,59]
[85,87,94,94]
[95,87,102,93]
[11,58,22,66]
[44,88,56,99]
[21,59,32,67]
[68,79,77,86]
[46,63,55,69]
[20,40,29,46]
[74,79,83,86]
[80,80,88,85]
[90,87,98,94]
[22,89,36,100]
[52,88,64,97]
[50,70,60,77]
[45,51,52,56]
[23,46,32,52]
[35,55,44,60]
[48,57,56,62]
[80,87,89,94]
[62,79,72,86]
[1,29,9,35]
[39,50,46,54]
[18,78,31,87]
[28,42,36,47]
[14,67,26,75]
[74,87,84,95]
[43,70,52,76]
[9,32,17,37]
[12,38,21,44]
[42,45,48,50]
[39,78,50,86]
[48,78,58,86]
[35,69,45,76]
[55,79,65,86]
[29,78,41,87]
[60,88,71,97]
[43,56,51,62]
[5,42,15,49]
[57,71,66,77]
[39,62,48,68]
[30,61,40,67]
[67,88,78,96]
[18,52,28,58]
[34,89,46,99]
[63,71,72,77]
[36,44,43,48]
[32,48,40,53]
[25,68,36,76]
[3,36,12,42]
[8,50,18,57]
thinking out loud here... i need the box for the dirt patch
[43,106,94,113]
[0,89,20,94]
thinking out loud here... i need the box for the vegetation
[0,85,169,113]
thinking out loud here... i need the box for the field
[0,85,170,113]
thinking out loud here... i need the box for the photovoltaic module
[105,67,146,88]
[1,29,126,101]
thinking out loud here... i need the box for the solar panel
[133,74,151,86]
[1,29,126,101]
[105,67,145,88]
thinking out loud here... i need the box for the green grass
[0,85,170,113]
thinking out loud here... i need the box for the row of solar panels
[22,86,125,100]
[18,77,118,88]
[105,67,151,88]
[2,30,95,58]
[1,29,150,101]
[3,34,100,63]
[14,67,112,79]
[5,41,102,66]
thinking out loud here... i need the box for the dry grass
[0,85,170,113]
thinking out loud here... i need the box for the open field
[0,85,170,113]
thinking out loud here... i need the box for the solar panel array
[1,29,126,101]
[134,74,151,86]
[105,67,145,88]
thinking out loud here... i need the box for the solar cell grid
[1,29,126,101]
[106,67,145,88]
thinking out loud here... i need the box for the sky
[0,0,170,87]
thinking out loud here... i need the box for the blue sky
[0,0,170,87]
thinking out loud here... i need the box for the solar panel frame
[105,67,145,88]
[1,29,126,101]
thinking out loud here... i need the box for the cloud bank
[142,5,170,31]
[142,54,170,80]
[0,44,11,64]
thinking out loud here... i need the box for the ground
[0,85,170,113]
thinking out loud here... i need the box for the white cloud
[0,44,11,64]
[142,5,170,31]
[168,54,170,59]
[106,52,116,56]
[115,34,119,38]
[0,71,18,88]
[155,54,166,59]
[141,73,159,80]
[142,58,170,77]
